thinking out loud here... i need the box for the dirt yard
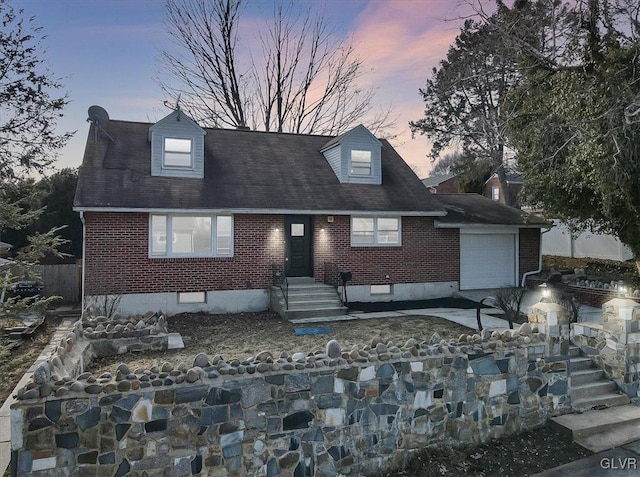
[0,314,62,407]
[88,311,472,374]
[383,425,593,476]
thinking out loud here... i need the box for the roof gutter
[73,206,448,217]
[434,221,544,229]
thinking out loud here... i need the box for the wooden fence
[37,262,82,303]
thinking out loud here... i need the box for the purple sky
[15,0,474,178]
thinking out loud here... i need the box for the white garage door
[460,233,516,290]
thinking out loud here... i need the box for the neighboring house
[421,172,459,194]
[421,171,524,208]
[74,108,544,316]
[482,172,523,207]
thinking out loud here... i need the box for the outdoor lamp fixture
[618,281,628,298]
[539,283,551,302]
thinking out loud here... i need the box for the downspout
[80,211,86,314]
[520,228,550,288]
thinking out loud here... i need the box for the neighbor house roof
[74,121,445,215]
[421,172,457,188]
[434,194,547,227]
[485,172,524,184]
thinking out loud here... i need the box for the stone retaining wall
[571,298,640,397]
[10,313,573,477]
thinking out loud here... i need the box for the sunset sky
[13,0,475,178]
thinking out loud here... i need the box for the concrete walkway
[291,307,513,330]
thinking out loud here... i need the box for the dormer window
[350,150,372,176]
[164,138,193,167]
[320,124,381,185]
[150,109,206,178]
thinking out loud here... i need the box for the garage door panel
[460,234,516,290]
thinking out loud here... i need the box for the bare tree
[159,0,394,136]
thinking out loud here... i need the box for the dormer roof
[148,109,206,140]
[320,124,381,152]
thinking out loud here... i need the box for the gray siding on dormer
[323,144,342,180]
[321,125,382,184]
[340,127,382,185]
[150,110,206,179]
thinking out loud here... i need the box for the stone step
[287,283,335,291]
[570,380,617,400]
[568,346,581,357]
[286,277,316,285]
[571,393,630,411]
[569,357,595,371]
[287,300,344,311]
[287,291,340,301]
[571,368,604,386]
[551,404,640,449]
[285,306,349,320]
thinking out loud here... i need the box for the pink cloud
[346,1,475,175]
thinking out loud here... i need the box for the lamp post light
[539,282,551,302]
[617,280,628,298]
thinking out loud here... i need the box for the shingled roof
[434,194,547,226]
[74,120,445,215]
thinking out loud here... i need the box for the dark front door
[285,215,313,277]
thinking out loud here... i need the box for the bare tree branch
[159,0,395,136]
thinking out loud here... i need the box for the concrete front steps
[271,277,347,320]
[568,345,629,410]
[551,405,640,452]
[548,346,637,453]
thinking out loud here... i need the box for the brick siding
[84,213,284,295]
[84,213,539,296]
[84,213,460,295]
[519,228,541,281]
[313,216,460,286]
[433,177,459,193]
[483,177,523,207]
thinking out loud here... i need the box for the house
[421,172,459,194]
[482,172,523,207]
[74,108,544,316]
[422,171,524,208]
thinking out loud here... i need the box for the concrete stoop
[568,346,630,411]
[271,278,347,320]
[551,405,640,452]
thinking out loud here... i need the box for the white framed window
[351,217,401,246]
[492,186,500,201]
[163,137,193,167]
[149,214,233,257]
[350,150,372,175]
